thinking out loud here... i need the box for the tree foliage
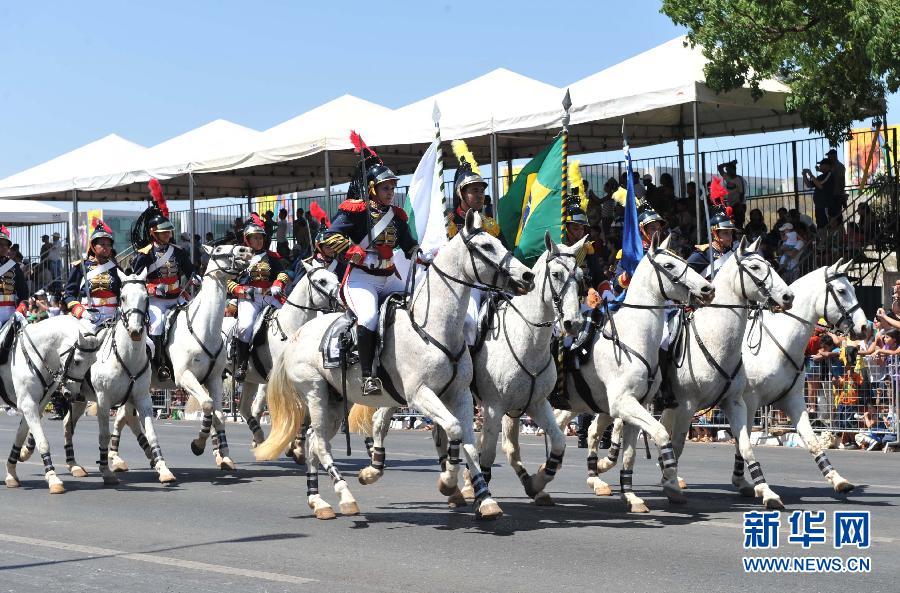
[661,0,900,142]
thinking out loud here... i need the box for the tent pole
[490,132,499,207]
[677,137,686,199]
[692,102,701,244]
[71,188,80,262]
[324,149,332,211]
[189,172,196,266]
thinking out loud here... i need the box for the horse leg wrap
[620,469,634,494]
[150,445,163,467]
[326,465,343,484]
[109,434,121,453]
[733,454,745,478]
[606,440,621,464]
[136,433,152,458]
[814,453,834,477]
[658,443,677,472]
[479,465,492,484]
[363,436,374,458]
[543,452,564,477]
[64,443,75,465]
[200,414,213,437]
[247,416,261,435]
[7,445,21,466]
[306,472,319,496]
[215,431,229,452]
[747,461,766,486]
[25,434,35,451]
[97,447,108,469]
[587,453,598,477]
[515,465,529,486]
[371,446,385,471]
[470,472,490,503]
[41,452,55,474]
[447,440,461,467]
[437,455,448,472]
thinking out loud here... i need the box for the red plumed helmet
[709,176,728,207]
[148,178,169,217]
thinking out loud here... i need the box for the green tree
[661,0,900,142]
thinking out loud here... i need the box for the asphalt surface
[0,414,896,593]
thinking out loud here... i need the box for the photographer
[803,158,836,229]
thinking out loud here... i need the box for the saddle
[0,317,19,366]
[470,293,501,354]
[225,305,280,372]
[548,307,607,413]
[161,303,189,373]
[319,294,406,404]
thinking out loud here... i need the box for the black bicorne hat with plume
[130,178,172,251]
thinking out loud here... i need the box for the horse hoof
[249,441,257,450]
[290,449,305,466]
[358,467,381,485]
[313,506,336,520]
[834,480,855,494]
[459,485,475,501]
[18,448,33,462]
[739,486,756,498]
[593,483,612,497]
[190,440,205,456]
[69,465,89,478]
[109,456,129,472]
[476,500,503,520]
[447,489,468,508]
[765,498,785,510]
[677,477,687,490]
[629,502,650,513]
[596,458,615,473]
[103,475,120,486]
[48,482,66,494]
[339,501,360,516]
[533,491,554,506]
[157,465,177,484]
[5,476,20,488]
[437,477,457,497]
[217,456,236,471]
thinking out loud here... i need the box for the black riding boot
[152,335,171,381]
[653,347,678,412]
[357,326,382,396]
[234,340,251,381]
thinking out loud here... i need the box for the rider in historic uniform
[0,226,29,327]
[612,205,667,295]
[63,220,121,327]
[229,213,290,380]
[325,135,418,395]
[446,140,501,345]
[130,179,197,381]
[687,202,735,279]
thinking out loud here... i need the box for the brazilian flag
[496,136,564,266]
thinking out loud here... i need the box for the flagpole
[560,89,572,244]
[433,102,444,210]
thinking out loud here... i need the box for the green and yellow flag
[496,136,564,266]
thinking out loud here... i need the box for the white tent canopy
[0,198,68,224]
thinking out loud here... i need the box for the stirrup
[157,365,172,381]
[361,376,382,396]
[234,362,248,381]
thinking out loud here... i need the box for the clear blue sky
[1,0,896,181]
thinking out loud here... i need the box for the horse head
[821,258,866,338]
[732,236,794,311]
[447,209,534,295]
[202,244,253,279]
[119,269,149,341]
[298,261,342,312]
[541,231,584,335]
[644,233,715,305]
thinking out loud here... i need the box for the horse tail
[254,352,304,461]
[348,404,377,436]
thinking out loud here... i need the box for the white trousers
[343,267,405,331]
[149,297,179,336]
[463,288,484,346]
[86,306,116,330]
[236,292,282,342]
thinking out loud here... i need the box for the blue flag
[620,132,643,275]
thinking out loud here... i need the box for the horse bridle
[282,266,340,314]
[428,227,520,294]
[822,272,862,333]
[735,252,777,308]
[118,278,150,330]
[19,325,99,400]
[646,248,691,302]
[203,246,249,278]
[541,251,579,324]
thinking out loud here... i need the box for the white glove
[191,274,202,287]
[416,247,439,265]
[270,285,283,298]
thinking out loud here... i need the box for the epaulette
[695,244,710,252]
[137,244,153,254]
[482,215,500,237]
[71,259,83,266]
[267,250,282,260]
[390,205,409,222]
[338,199,367,213]
[584,241,595,256]
[446,212,459,239]
[615,248,623,260]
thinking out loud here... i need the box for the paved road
[0,415,896,593]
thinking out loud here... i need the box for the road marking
[0,532,316,585]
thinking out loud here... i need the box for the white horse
[230,262,341,446]
[103,244,252,472]
[502,234,715,512]
[3,315,100,493]
[595,237,796,509]
[255,210,535,520]
[735,259,866,494]
[49,271,177,485]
